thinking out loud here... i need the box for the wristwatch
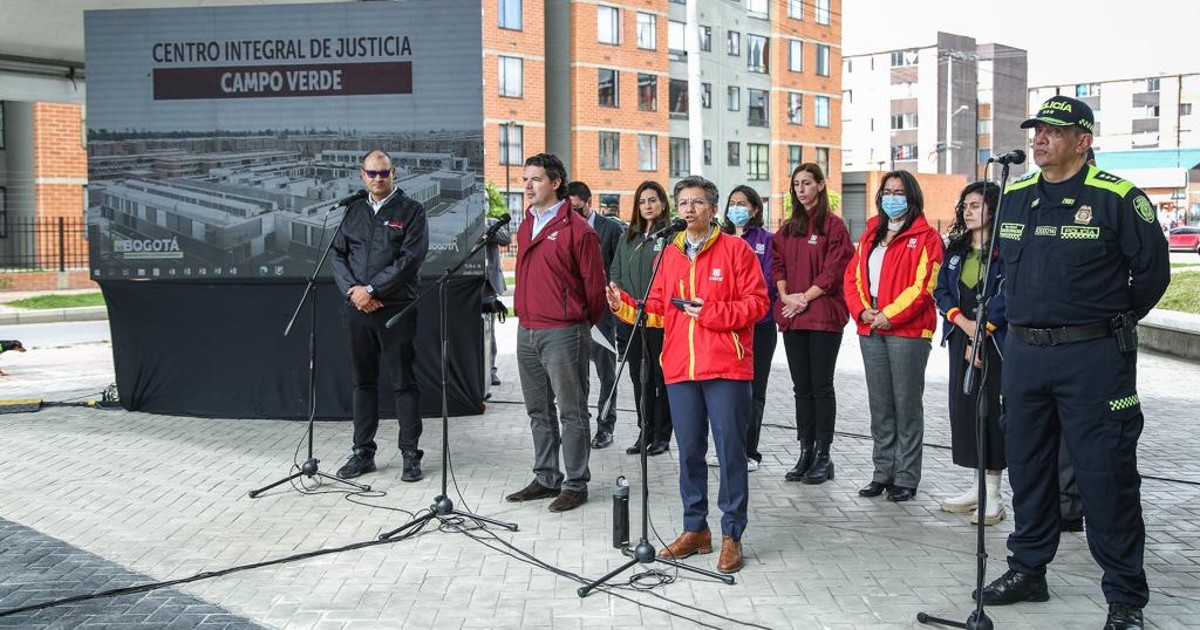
[364,284,375,296]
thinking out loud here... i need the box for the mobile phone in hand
[670,297,700,311]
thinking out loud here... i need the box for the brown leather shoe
[717,536,743,574]
[548,489,588,512]
[657,528,713,559]
[505,480,560,502]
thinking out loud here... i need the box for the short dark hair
[567,181,592,202]
[673,176,720,209]
[525,153,569,200]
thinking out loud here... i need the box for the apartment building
[485,0,841,225]
[1029,73,1199,152]
[842,32,1027,178]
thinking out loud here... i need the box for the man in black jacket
[331,150,429,482]
[567,181,622,449]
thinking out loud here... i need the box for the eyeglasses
[363,169,393,179]
[676,198,709,208]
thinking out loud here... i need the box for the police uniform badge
[1133,196,1155,223]
[1074,205,1093,225]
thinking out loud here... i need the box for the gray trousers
[859,333,931,489]
[517,323,593,492]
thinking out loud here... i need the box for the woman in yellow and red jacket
[607,176,768,575]
[842,170,944,503]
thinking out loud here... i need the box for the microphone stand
[918,161,1014,630]
[378,218,518,540]
[578,227,734,598]
[250,200,371,498]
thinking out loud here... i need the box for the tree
[484,181,508,218]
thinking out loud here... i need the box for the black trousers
[781,329,842,444]
[343,302,421,456]
[1002,334,1147,607]
[746,320,778,462]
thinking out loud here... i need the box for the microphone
[333,189,368,207]
[646,218,687,241]
[479,213,512,243]
[987,149,1026,165]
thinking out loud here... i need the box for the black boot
[784,442,814,481]
[802,434,834,484]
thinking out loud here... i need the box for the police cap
[1021,95,1095,134]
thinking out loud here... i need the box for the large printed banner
[85,1,485,281]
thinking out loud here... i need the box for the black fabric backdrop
[100,277,485,418]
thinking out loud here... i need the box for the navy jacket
[934,245,1007,352]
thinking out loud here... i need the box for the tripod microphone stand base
[378,494,517,541]
[576,538,735,598]
[248,457,371,498]
[917,609,993,630]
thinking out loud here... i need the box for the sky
[842,0,1198,87]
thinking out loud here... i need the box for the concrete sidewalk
[2,315,1199,629]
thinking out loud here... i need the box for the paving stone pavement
[0,318,1198,629]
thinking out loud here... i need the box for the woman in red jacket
[607,176,768,574]
[843,170,943,503]
[772,163,854,485]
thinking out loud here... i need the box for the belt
[1009,321,1114,347]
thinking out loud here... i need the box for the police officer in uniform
[975,96,1169,630]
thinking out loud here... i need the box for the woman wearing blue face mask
[842,170,944,502]
[718,185,776,472]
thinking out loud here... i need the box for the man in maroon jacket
[504,153,608,513]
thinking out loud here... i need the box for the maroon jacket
[770,213,854,333]
[514,201,608,329]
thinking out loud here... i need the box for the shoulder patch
[1133,195,1156,223]
[1084,166,1135,198]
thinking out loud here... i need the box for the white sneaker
[940,478,979,514]
[747,459,759,472]
[706,455,720,467]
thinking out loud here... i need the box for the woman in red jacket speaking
[843,170,944,503]
[607,176,769,574]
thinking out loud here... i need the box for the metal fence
[0,217,91,271]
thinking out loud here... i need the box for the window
[638,73,658,111]
[703,140,712,166]
[890,112,918,129]
[816,44,830,76]
[728,142,740,166]
[843,89,853,104]
[788,40,803,72]
[815,0,830,24]
[815,95,830,127]
[669,79,688,117]
[727,86,741,111]
[638,134,658,171]
[788,0,803,18]
[1075,83,1100,98]
[500,123,523,165]
[668,21,685,57]
[977,118,991,134]
[599,132,620,170]
[747,0,768,16]
[787,92,803,124]
[699,26,712,52]
[599,68,619,107]
[701,83,712,108]
[893,144,917,160]
[747,35,768,73]
[814,146,830,177]
[498,56,523,98]
[506,192,523,215]
[1143,105,1161,118]
[598,6,620,44]
[727,31,741,56]
[637,13,656,49]
[747,143,769,181]
[788,145,804,172]
[499,0,522,30]
[1182,103,1194,116]
[1146,77,1161,92]
[669,138,689,178]
[748,89,768,126]
[891,49,917,67]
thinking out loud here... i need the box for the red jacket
[843,215,944,339]
[770,213,854,333]
[514,201,608,328]
[613,229,768,384]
